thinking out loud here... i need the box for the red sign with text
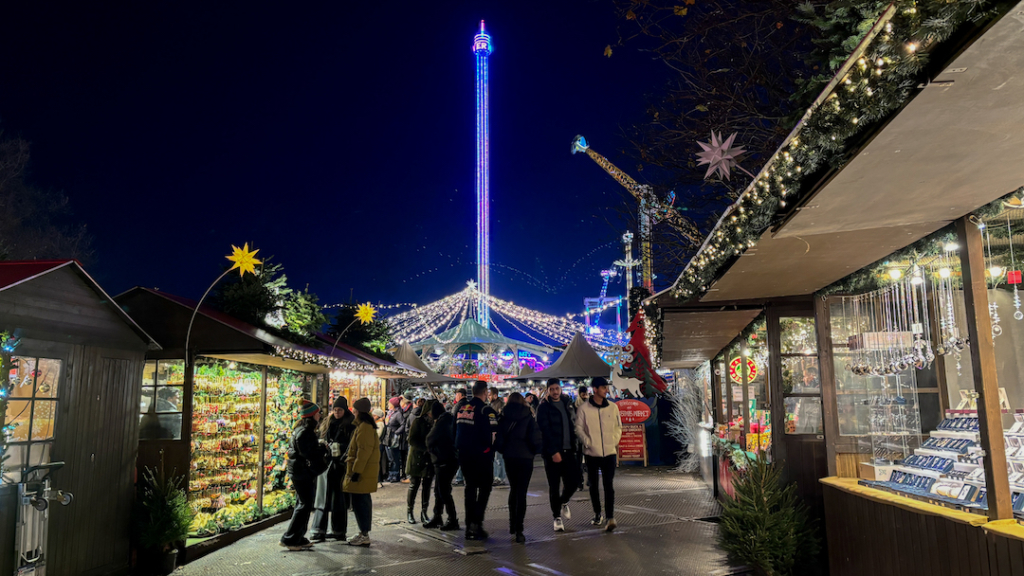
[616,399,652,424]
[618,423,647,462]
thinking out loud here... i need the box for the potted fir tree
[135,465,193,575]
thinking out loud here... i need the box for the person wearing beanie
[575,377,622,531]
[311,396,356,542]
[405,399,436,524]
[280,400,328,550]
[425,399,459,530]
[343,397,380,547]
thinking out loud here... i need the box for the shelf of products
[262,369,304,515]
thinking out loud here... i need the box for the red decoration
[616,399,652,423]
[620,310,667,397]
[1008,270,1022,285]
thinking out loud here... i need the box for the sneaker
[514,531,526,544]
[561,503,572,520]
[591,514,605,526]
[605,518,617,532]
[553,517,565,532]
[349,533,371,547]
[310,533,327,543]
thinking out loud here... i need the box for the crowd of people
[278,377,623,550]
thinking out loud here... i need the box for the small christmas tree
[621,310,667,397]
[719,454,819,576]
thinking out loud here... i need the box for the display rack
[861,370,923,466]
[261,369,303,514]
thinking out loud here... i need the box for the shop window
[3,356,61,483]
[262,368,305,514]
[139,360,184,440]
[781,317,824,435]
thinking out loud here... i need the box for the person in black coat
[311,396,356,542]
[495,393,542,543]
[425,401,459,530]
[455,380,499,541]
[449,388,470,486]
[387,397,413,481]
[536,378,580,532]
[281,400,328,550]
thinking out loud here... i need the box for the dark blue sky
[0,1,667,322]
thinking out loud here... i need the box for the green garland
[0,332,21,481]
[673,0,993,300]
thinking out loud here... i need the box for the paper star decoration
[226,243,262,276]
[696,131,746,181]
[355,303,378,325]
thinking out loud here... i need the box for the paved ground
[177,465,745,576]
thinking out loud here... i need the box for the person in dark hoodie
[311,396,356,542]
[536,378,579,533]
[406,398,436,524]
[424,400,460,530]
[280,400,328,550]
[495,392,542,544]
[455,380,499,541]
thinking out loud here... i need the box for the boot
[421,501,431,524]
[407,506,417,524]
[423,515,443,529]
[440,517,461,531]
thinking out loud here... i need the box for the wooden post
[956,216,1012,520]
[816,296,840,477]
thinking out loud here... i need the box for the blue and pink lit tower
[473,21,492,328]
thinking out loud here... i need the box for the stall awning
[507,332,610,381]
[660,308,763,369]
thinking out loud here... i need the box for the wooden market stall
[651,1,1024,573]
[0,260,157,576]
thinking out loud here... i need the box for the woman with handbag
[495,392,542,543]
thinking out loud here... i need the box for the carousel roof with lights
[409,318,553,356]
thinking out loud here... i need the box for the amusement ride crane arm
[572,136,653,204]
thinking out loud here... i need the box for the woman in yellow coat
[344,398,381,547]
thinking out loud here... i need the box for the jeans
[505,457,534,533]
[493,452,507,482]
[311,464,349,537]
[543,450,579,518]
[459,454,494,528]
[432,462,458,521]
[387,447,408,479]
[281,472,317,544]
[585,454,616,519]
[350,493,373,535]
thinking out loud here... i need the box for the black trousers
[281,472,317,544]
[459,454,494,527]
[505,457,534,533]
[543,450,580,518]
[432,461,458,520]
[408,472,434,510]
[311,464,349,538]
[585,454,616,519]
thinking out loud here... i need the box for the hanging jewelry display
[1007,214,1023,320]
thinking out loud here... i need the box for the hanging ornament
[1006,215,1022,320]
[695,131,755,181]
[985,226,1003,337]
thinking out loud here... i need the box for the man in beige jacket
[574,377,622,531]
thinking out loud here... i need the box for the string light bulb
[939,268,951,279]
[888,268,902,280]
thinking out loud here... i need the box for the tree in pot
[135,465,193,575]
[718,454,819,576]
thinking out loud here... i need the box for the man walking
[537,378,579,532]
[489,387,507,486]
[575,377,622,531]
[455,380,499,540]
[574,384,590,491]
[450,387,469,486]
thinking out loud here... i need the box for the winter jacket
[495,402,542,460]
[490,398,504,415]
[406,405,434,477]
[455,396,498,458]
[321,410,356,466]
[536,396,577,458]
[427,411,458,465]
[576,396,623,457]
[287,418,328,480]
[344,413,381,494]
[387,404,411,450]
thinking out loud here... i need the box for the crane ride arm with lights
[572,135,700,291]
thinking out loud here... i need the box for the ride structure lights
[474,20,492,329]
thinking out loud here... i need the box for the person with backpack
[311,396,356,542]
[280,400,328,550]
[494,392,541,543]
[344,398,382,547]
[575,377,622,531]
[424,400,460,530]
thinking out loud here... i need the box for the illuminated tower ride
[473,21,492,328]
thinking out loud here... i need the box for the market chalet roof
[0,259,159,349]
[653,1,1024,367]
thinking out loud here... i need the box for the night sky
[0,1,666,323]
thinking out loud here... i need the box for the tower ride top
[474,21,492,328]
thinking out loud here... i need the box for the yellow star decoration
[226,243,262,277]
[355,303,377,325]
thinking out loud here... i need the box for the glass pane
[782,356,820,394]
[34,359,61,398]
[31,401,57,440]
[157,360,185,386]
[3,444,27,482]
[142,360,157,387]
[780,317,817,355]
[784,397,823,435]
[154,386,183,412]
[140,386,155,413]
[28,442,51,467]
[10,357,36,398]
[139,413,182,440]
[5,400,31,442]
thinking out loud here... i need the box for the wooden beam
[955,216,1012,520]
[816,296,840,477]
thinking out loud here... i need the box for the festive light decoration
[227,243,263,276]
[270,345,419,377]
[672,1,986,300]
[0,332,21,480]
[474,20,493,327]
[354,303,378,325]
[619,309,667,397]
[696,131,754,181]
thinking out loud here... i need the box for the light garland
[269,346,420,378]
